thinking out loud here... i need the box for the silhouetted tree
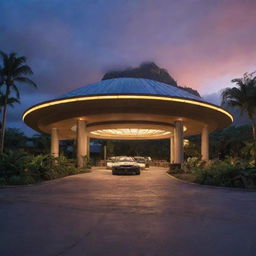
[32,133,51,154]
[222,72,256,145]
[0,92,20,130]
[4,128,27,150]
[221,73,256,168]
[0,51,37,153]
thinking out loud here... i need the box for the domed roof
[60,77,203,102]
[23,77,233,139]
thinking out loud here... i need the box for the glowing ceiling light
[90,128,171,137]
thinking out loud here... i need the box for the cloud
[0,0,255,134]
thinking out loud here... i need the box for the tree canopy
[0,51,37,153]
[221,72,256,140]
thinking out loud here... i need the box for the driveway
[0,167,255,256]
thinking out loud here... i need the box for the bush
[27,154,52,181]
[82,155,92,170]
[183,157,206,173]
[31,155,80,180]
[0,151,89,185]
[0,150,30,178]
[0,177,7,185]
[192,161,256,188]
[9,175,35,185]
[168,168,184,174]
[168,163,184,174]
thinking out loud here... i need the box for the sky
[0,0,256,135]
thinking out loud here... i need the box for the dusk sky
[1,0,256,135]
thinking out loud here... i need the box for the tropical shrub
[82,155,92,170]
[168,168,184,174]
[184,157,206,172]
[0,150,89,185]
[8,175,36,185]
[192,160,256,188]
[0,150,30,178]
[168,157,206,175]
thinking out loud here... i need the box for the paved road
[0,167,256,256]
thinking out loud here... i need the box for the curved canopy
[60,78,202,101]
[23,78,233,140]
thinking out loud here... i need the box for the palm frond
[11,83,20,99]
[15,76,37,88]
[12,56,27,70]
[0,94,19,107]
[221,87,240,105]
[0,50,8,61]
[223,73,256,125]
[7,97,20,107]
[231,78,243,84]
[13,65,33,76]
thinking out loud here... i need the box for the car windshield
[118,157,134,162]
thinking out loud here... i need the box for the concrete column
[51,128,59,158]
[104,145,107,163]
[77,120,88,168]
[201,125,209,161]
[170,137,175,163]
[174,121,184,164]
[87,137,90,159]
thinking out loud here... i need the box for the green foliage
[0,177,6,185]
[168,168,184,174]
[0,150,89,186]
[31,133,51,154]
[168,157,205,175]
[210,125,253,159]
[0,50,37,153]
[186,125,254,160]
[192,160,256,188]
[184,141,201,158]
[4,128,27,150]
[0,150,30,178]
[9,175,35,185]
[241,141,256,166]
[222,72,256,120]
[82,155,92,170]
[168,163,184,174]
[221,72,256,141]
[184,157,206,172]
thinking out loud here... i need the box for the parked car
[144,156,152,168]
[133,156,146,169]
[106,157,116,169]
[112,156,140,175]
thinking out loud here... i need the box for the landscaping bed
[168,157,256,189]
[0,150,91,186]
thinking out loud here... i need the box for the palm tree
[0,92,20,130]
[0,51,37,153]
[221,72,256,140]
[222,72,256,165]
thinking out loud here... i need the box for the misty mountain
[102,62,201,97]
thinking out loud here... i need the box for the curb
[166,172,256,192]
